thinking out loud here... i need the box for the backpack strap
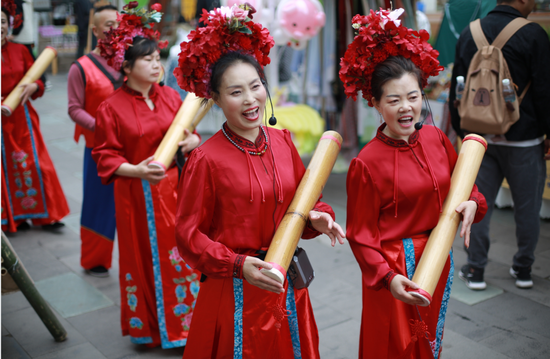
[491,17,531,49]
[469,19,489,50]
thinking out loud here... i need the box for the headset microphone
[414,90,430,131]
[263,78,277,126]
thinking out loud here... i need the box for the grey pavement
[2,73,550,359]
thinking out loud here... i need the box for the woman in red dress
[340,9,488,359]
[174,5,345,359]
[92,4,201,349]
[1,3,69,232]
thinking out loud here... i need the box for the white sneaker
[509,266,533,289]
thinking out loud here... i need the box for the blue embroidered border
[433,251,454,359]
[286,278,302,359]
[130,336,153,344]
[233,278,244,359]
[402,238,415,279]
[141,180,186,349]
[1,104,49,221]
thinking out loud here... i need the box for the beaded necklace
[222,125,268,156]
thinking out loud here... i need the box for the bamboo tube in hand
[1,47,57,117]
[408,134,487,306]
[148,93,214,170]
[260,131,343,284]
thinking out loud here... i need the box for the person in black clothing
[74,0,93,58]
[449,0,550,290]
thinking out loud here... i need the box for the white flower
[352,23,361,29]
[210,6,233,19]
[380,8,404,29]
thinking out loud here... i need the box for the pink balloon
[279,0,325,40]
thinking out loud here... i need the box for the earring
[378,112,384,124]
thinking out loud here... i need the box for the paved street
[2,73,550,359]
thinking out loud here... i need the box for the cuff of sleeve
[382,270,397,291]
[231,254,246,279]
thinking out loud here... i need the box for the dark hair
[497,0,514,4]
[95,4,118,13]
[122,36,158,74]
[371,56,423,102]
[210,51,266,96]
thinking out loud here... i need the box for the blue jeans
[467,143,546,269]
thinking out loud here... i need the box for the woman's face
[373,73,422,142]
[124,50,161,85]
[214,61,267,138]
[1,12,9,45]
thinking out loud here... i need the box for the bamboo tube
[148,94,214,170]
[408,134,487,306]
[1,47,57,117]
[157,64,165,84]
[1,232,67,341]
[260,131,343,284]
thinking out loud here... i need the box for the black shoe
[16,221,31,231]
[85,266,109,278]
[41,222,65,230]
[510,265,533,289]
[459,264,487,290]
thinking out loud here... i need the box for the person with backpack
[449,0,550,290]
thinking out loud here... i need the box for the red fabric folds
[1,41,69,231]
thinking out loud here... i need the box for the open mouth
[242,107,260,121]
[398,116,413,126]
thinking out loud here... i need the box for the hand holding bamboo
[260,131,343,284]
[408,134,487,306]
[1,47,57,117]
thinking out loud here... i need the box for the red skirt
[183,274,320,359]
[1,103,69,231]
[114,168,200,349]
[358,234,453,359]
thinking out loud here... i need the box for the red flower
[174,6,274,99]
[339,8,443,106]
[151,3,162,12]
[126,1,139,9]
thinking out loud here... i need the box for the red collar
[376,123,419,147]
[122,82,158,100]
[222,122,267,152]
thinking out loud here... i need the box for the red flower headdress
[339,8,443,107]
[2,0,22,29]
[97,2,168,71]
[174,3,274,99]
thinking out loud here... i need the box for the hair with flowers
[174,3,274,99]
[339,8,443,107]
[97,2,168,71]
[1,0,22,29]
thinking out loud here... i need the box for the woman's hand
[19,83,39,106]
[243,256,284,294]
[390,274,425,306]
[455,200,478,248]
[178,129,200,154]
[309,210,345,246]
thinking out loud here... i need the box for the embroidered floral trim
[233,254,246,278]
[382,269,397,290]
[376,124,419,147]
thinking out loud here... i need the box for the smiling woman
[91,4,201,350]
[173,6,346,358]
[341,8,489,359]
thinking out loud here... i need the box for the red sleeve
[92,101,128,185]
[67,63,96,131]
[437,128,488,222]
[346,157,396,290]
[21,46,44,100]
[283,129,335,239]
[175,148,242,279]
